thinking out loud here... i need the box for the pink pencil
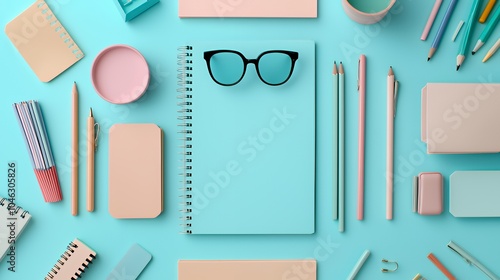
[421,0,443,40]
[386,67,397,220]
[357,55,366,220]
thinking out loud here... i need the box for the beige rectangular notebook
[5,0,84,82]
[109,124,163,219]
[178,260,317,280]
[421,83,500,154]
[179,0,317,18]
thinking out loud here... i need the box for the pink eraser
[417,172,443,215]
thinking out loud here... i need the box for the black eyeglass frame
[203,50,299,86]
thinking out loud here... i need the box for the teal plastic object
[114,0,160,22]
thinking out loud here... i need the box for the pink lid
[91,45,150,104]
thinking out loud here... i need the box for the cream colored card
[178,260,317,280]
[109,124,163,219]
[5,0,84,82]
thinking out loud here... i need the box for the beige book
[178,260,317,280]
[5,0,84,82]
[109,124,164,219]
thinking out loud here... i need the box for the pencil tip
[427,57,430,61]
[472,51,476,55]
[456,65,460,71]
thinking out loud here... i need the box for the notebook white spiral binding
[178,46,193,234]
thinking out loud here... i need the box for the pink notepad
[178,260,317,280]
[178,0,317,18]
[421,83,500,154]
[109,124,164,218]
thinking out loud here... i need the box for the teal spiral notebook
[178,40,316,234]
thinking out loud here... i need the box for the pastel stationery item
[386,67,398,220]
[447,241,500,280]
[421,0,443,41]
[178,41,315,234]
[178,260,317,280]
[472,5,500,54]
[109,124,163,219]
[178,0,317,18]
[479,0,497,23]
[332,62,338,221]
[13,101,62,202]
[87,108,97,212]
[113,0,160,21]
[483,37,500,61]
[421,83,500,154]
[449,171,500,217]
[451,20,465,42]
[338,62,345,232]
[4,0,84,82]
[0,197,31,262]
[91,45,150,104]
[427,0,458,60]
[412,172,443,215]
[342,0,396,24]
[456,0,483,70]
[357,54,366,220]
[427,253,456,280]
[347,250,370,280]
[72,83,79,216]
[107,244,152,280]
[45,239,96,280]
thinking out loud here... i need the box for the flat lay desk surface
[1,0,500,279]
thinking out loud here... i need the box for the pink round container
[91,45,150,104]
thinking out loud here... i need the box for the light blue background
[1,0,500,279]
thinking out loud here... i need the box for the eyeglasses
[203,50,299,86]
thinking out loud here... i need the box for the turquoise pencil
[472,5,500,54]
[338,62,345,232]
[333,62,339,221]
[457,0,483,70]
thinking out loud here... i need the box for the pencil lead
[456,65,460,71]
[471,51,476,55]
[427,57,430,61]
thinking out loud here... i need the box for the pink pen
[421,0,443,40]
[357,55,366,220]
[386,67,397,220]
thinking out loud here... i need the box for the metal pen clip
[447,242,472,265]
[393,80,399,118]
[94,123,100,152]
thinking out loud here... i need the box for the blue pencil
[428,0,459,60]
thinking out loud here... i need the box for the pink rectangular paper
[178,0,317,18]
[178,260,317,280]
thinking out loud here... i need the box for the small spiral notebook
[178,40,316,234]
[45,239,96,280]
[0,197,31,263]
[5,0,84,82]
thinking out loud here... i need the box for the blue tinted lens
[258,52,293,85]
[209,52,244,85]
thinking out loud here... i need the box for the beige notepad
[178,260,317,280]
[5,0,84,82]
[109,124,163,218]
[45,239,96,280]
[179,0,317,18]
[421,83,500,154]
